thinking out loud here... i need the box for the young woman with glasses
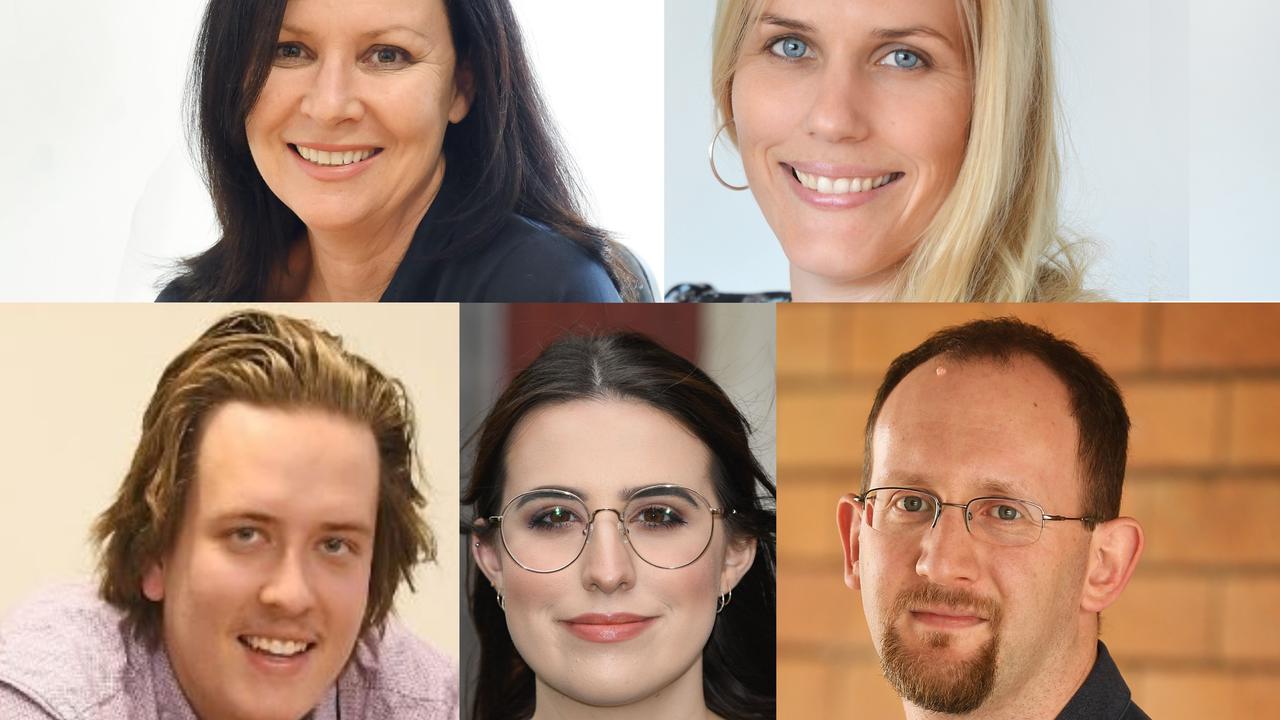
[464,332,776,719]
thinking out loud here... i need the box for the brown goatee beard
[879,584,1002,714]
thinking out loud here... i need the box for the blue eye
[880,49,924,69]
[770,37,810,60]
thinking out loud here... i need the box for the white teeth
[294,145,375,167]
[793,169,898,195]
[244,635,310,657]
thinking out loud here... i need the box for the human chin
[218,629,345,720]
[771,206,915,291]
[539,624,706,709]
[876,584,1004,714]
[880,622,999,715]
[750,167,913,284]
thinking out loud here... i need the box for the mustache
[889,583,1002,625]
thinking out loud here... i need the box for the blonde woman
[690,0,1087,302]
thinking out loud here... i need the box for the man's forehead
[888,354,1072,411]
[185,402,381,522]
[871,354,1081,504]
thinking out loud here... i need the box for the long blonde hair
[712,0,1089,301]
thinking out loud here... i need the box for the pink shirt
[0,584,458,720]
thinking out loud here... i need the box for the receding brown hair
[92,309,435,643]
[863,317,1129,522]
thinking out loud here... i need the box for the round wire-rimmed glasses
[488,484,733,573]
[854,486,1099,547]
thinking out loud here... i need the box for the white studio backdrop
[1187,0,1280,300]
[665,0,1280,300]
[0,0,663,301]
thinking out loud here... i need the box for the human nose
[804,61,871,144]
[299,56,364,126]
[914,504,980,586]
[579,509,636,593]
[258,549,317,615]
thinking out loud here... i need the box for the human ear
[449,61,474,124]
[141,561,165,602]
[718,531,758,595]
[836,493,863,590]
[1080,516,1144,613]
[471,525,505,592]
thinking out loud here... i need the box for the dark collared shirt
[1057,641,1150,719]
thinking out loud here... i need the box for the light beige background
[0,303,460,660]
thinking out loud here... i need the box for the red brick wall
[776,304,1280,719]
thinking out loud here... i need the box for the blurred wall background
[776,303,1280,718]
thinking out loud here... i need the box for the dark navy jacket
[158,177,620,303]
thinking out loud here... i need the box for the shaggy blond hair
[93,310,435,643]
[712,0,1089,301]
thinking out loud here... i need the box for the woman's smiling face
[245,0,470,235]
[730,0,972,297]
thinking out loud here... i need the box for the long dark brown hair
[165,0,635,300]
[463,332,777,720]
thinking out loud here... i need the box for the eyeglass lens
[500,487,715,571]
[864,488,1043,546]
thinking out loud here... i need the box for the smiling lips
[783,162,903,208]
[562,613,657,643]
[910,606,987,630]
[288,143,381,180]
[794,169,901,195]
[240,633,315,657]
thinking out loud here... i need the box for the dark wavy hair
[165,0,635,300]
[92,310,434,645]
[864,317,1130,523]
[463,332,777,720]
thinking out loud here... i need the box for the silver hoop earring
[709,123,749,191]
[496,590,505,612]
[716,589,733,614]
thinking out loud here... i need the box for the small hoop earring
[709,122,749,191]
[716,589,733,614]
[496,590,505,612]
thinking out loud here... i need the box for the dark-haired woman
[160,0,640,302]
[466,332,776,720]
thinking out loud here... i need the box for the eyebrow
[972,478,1030,500]
[510,485,704,508]
[758,15,954,50]
[624,485,701,507]
[758,15,816,34]
[872,26,955,50]
[279,23,429,42]
[213,511,372,537]
[510,486,586,510]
